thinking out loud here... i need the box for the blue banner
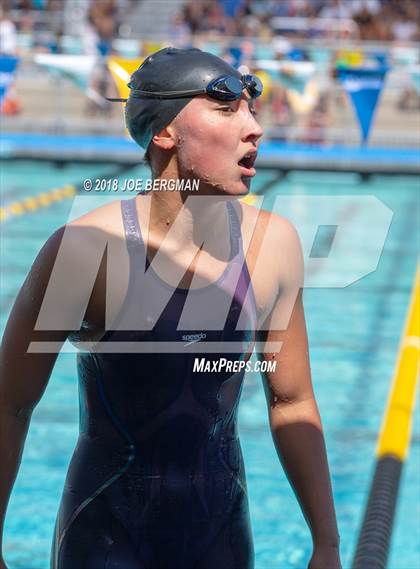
[228,46,243,68]
[219,0,243,17]
[0,55,19,107]
[337,66,388,143]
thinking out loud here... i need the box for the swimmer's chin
[238,176,252,194]
[217,175,252,195]
[222,178,251,197]
[219,182,250,197]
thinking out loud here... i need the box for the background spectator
[0,6,21,115]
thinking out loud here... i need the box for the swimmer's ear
[151,125,177,151]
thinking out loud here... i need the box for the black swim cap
[125,47,242,150]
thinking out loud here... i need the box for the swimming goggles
[108,74,263,102]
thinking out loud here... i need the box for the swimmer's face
[171,93,263,195]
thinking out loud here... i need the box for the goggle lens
[207,76,243,100]
[206,74,263,101]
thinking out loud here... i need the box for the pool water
[1,161,419,569]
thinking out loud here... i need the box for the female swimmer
[0,47,341,569]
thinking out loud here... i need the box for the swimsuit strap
[121,197,142,253]
[225,202,258,327]
[226,200,241,260]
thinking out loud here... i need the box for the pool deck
[0,133,419,175]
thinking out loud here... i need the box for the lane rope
[352,262,420,569]
[0,184,76,223]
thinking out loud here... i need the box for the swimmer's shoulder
[47,199,130,334]
[17,199,126,332]
[52,198,128,260]
[67,197,124,236]
[37,198,127,284]
[236,200,304,310]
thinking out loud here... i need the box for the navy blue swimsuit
[52,196,258,569]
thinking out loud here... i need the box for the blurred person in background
[0,6,21,115]
[82,0,117,116]
[182,0,206,36]
[169,11,191,47]
[351,0,383,40]
[391,3,418,42]
[319,0,352,19]
[302,93,330,145]
[270,83,293,142]
[0,7,17,55]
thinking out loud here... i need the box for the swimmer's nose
[241,110,263,146]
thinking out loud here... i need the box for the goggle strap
[130,88,206,99]
[106,75,262,102]
[106,97,128,102]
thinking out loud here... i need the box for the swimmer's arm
[0,227,75,558]
[255,222,340,553]
[0,224,102,559]
[0,229,63,557]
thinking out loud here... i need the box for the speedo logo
[182,332,207,346]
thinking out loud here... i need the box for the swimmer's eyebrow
[209,96,256,112]
[209,98,235,106]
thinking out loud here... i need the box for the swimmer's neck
[141,180,232,247]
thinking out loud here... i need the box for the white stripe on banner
[343,79,383,92]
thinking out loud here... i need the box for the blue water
[1,161,419,568]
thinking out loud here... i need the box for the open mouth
[238,151,257,177]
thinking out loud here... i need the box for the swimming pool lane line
[352,263,420,569]
[0,165,140,223]
[0,184,77,222]
[377,263,420,461]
